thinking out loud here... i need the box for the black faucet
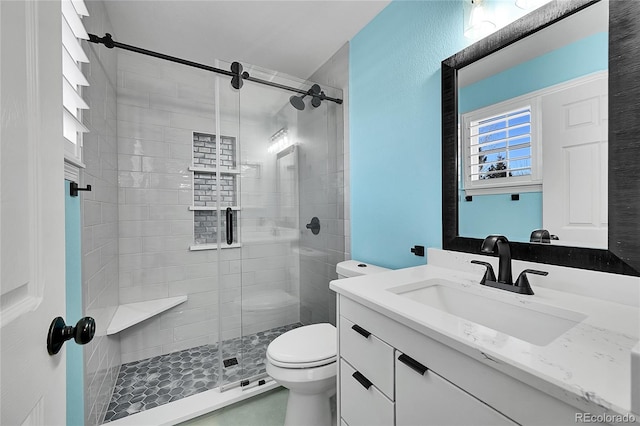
[480,235,513,284]
[472,235,548,295]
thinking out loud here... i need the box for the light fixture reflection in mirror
[268,128,295,154]
[464,0,496,39]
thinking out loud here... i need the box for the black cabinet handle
[225,207,233,245]
[398,353,428,375]
[351,324,371,338]
[352,371,372,390]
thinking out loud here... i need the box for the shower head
[290,95,306,110]
[290,84,323,111]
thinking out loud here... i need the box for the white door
[542,73,608,248]
[1,1,67,424]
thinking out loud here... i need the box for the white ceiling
[101,0,390,80]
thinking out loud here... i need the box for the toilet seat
[267,323,336,369]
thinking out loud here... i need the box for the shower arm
[88,33,343,105]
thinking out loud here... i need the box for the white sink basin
[389,279,587,346]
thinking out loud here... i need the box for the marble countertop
[330,261,639,419]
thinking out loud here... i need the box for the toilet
[266,260,389,426]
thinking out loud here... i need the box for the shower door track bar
[88,33,343,105]
[219,372,271,393]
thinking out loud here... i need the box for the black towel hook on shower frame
[87,33,343,106]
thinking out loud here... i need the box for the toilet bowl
[266,323,337,426]
[265,260,389,426]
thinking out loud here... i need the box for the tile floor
[178,387,289,426]
[178,388,337,426]
[103,323,301,423]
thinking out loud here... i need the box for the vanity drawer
[395,350,517,426]
[340,359,394,426]
[340,316,395,399]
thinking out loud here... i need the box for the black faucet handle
[515,269,548,295]
[470,260,497,285]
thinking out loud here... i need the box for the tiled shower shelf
[188,166,241,174]
[106,296,188,335]
[189,243,242,251]
[188,206,241,211]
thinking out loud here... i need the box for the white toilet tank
[336,260,389,279]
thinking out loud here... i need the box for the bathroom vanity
[330,250,640,426]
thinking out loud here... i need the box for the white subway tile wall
[82,2,121,425]
[116,49,220,364]
[298,44,349,326]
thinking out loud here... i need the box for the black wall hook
[70,182,92,197]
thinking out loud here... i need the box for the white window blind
[462,96,542,195]
[62,0,89,170]
[469,107,532,181]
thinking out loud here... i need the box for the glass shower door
[217,60,344,391]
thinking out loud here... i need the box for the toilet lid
[267,323,336,368]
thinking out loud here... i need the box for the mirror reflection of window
[474,109,532,180]
[462,99,539,195]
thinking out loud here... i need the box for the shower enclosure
[81,32,345,423]
[213,60,344,391]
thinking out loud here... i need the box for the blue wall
[65,181,84,426]
[350,1,467,269]
[457,32,608,242]
[459,32,608,113]
[459,191,542,241]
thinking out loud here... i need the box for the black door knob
[47,316,96,355]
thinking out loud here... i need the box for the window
[62,0,89,180]
[461,97,541,195]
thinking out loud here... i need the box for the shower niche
[189,132,241,249]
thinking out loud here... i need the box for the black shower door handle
[226,207,233,245]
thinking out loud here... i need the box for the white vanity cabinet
[337,295,607,426]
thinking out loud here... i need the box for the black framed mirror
[442,0,639,276]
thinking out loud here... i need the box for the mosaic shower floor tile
[103,323,301,423]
